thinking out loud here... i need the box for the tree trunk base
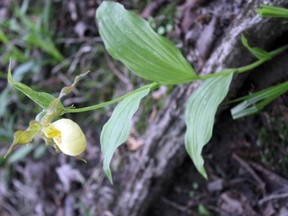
[112,0,288,215]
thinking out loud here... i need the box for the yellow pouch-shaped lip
[46,118,87,156]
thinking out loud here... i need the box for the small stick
[232,153,266,194]
[259,192,288,205]
[161,197,191,213]
[105,53,133,91]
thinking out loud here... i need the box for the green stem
[269,44,288,57]
[64,82,159,114]
[199,43,288,80]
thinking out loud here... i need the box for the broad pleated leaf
[185,74,233,178]
[96,2,196,84]
[100,85,151,183]
[8,61,63,110]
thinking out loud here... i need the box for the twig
[104,53,133,91]
[259,192,288,205]
[56,37,102,44]
[161,197,191,213]
[232,153,266,194]
[249,161,288,187]
[2,201,20,216]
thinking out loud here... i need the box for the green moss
[258,117,288,175]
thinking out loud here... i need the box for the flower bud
[51,118,87,156]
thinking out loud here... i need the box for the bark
[113,0,288,215]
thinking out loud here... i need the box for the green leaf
[256,4,288,18]
[33,145,47,160]
[100,84,152,183]
[231,81,288,119]
[96,2,196,84]
[241,35,271,60]
[185,74,233,178]
[13,61,37,82]
[8,61,63,110]
[14,3,63,62]
[0,29,28,63]
[25,34,64,62]
[198,204,211,216]
[0,88,11,118]
[7,145,35,164]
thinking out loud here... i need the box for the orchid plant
[4,2,288,183]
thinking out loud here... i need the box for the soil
[149,105,288,216]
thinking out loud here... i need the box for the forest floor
[0,0,288,216]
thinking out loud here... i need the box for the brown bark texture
[112,0,288,215]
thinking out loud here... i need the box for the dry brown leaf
[127,136,144,151]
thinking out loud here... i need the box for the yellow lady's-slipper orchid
[5,67,90,159]
[48,118,87,156]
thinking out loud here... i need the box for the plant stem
[199,43,288,80]
[64,82,159,113]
